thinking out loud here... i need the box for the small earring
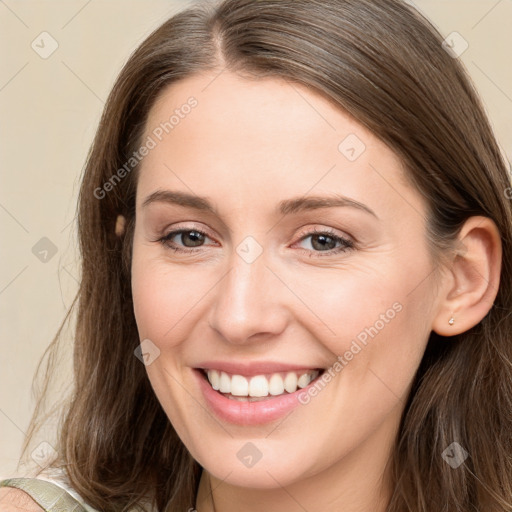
[448,315,455,325]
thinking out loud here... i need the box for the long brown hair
[20,0,512,510]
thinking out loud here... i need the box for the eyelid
[294,225,353,244]
[291,226,355,256]
[160,222,217,241]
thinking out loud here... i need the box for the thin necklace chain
[208,472,217,512]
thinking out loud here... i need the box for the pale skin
[127,70,502,512]
[0,70,501,512]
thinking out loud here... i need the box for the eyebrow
[141,190,377,218]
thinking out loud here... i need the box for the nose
[208,243,288,345]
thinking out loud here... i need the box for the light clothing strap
[0,477,89,512]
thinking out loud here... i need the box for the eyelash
[156,226,354,257]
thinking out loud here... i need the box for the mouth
[197,367,326,402]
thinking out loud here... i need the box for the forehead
[143,70,373,156]
[136,71,424,222]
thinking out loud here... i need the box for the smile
[194,364,326,425]
[193,368,325,426]
[203,369,321,401]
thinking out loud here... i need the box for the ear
[115,214,126,237]
[432,216,502,336]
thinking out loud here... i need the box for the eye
[154,225,354,257]
[294,227,354,257]
[157,228,215,253]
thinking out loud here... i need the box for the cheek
[132,263,191,343]
[131,242,218,349]
[292,256,433,393]
[130,246,203,443]
[284,265,414,353]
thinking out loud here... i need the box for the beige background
[1,0,511,477]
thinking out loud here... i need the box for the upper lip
[195,361,325,376]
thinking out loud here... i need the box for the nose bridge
[209,237,287,344]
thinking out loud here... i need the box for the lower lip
[194,369,322,426]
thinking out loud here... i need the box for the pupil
[184,231,204,247]
[312,234,335,251]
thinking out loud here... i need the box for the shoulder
[0,486,45,511]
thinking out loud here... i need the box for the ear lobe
[432,216,502,337]
[115,215,126,237]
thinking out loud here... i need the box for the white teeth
[205,369,320,398]
[284,372,298,393]
[219,371,231,393]
[207,369,220,390]
[269,374,284,396]
[248,375,269,397]
[231,375,249,396]
[297,373,311,388]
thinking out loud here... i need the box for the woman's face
[131,70,443,491]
